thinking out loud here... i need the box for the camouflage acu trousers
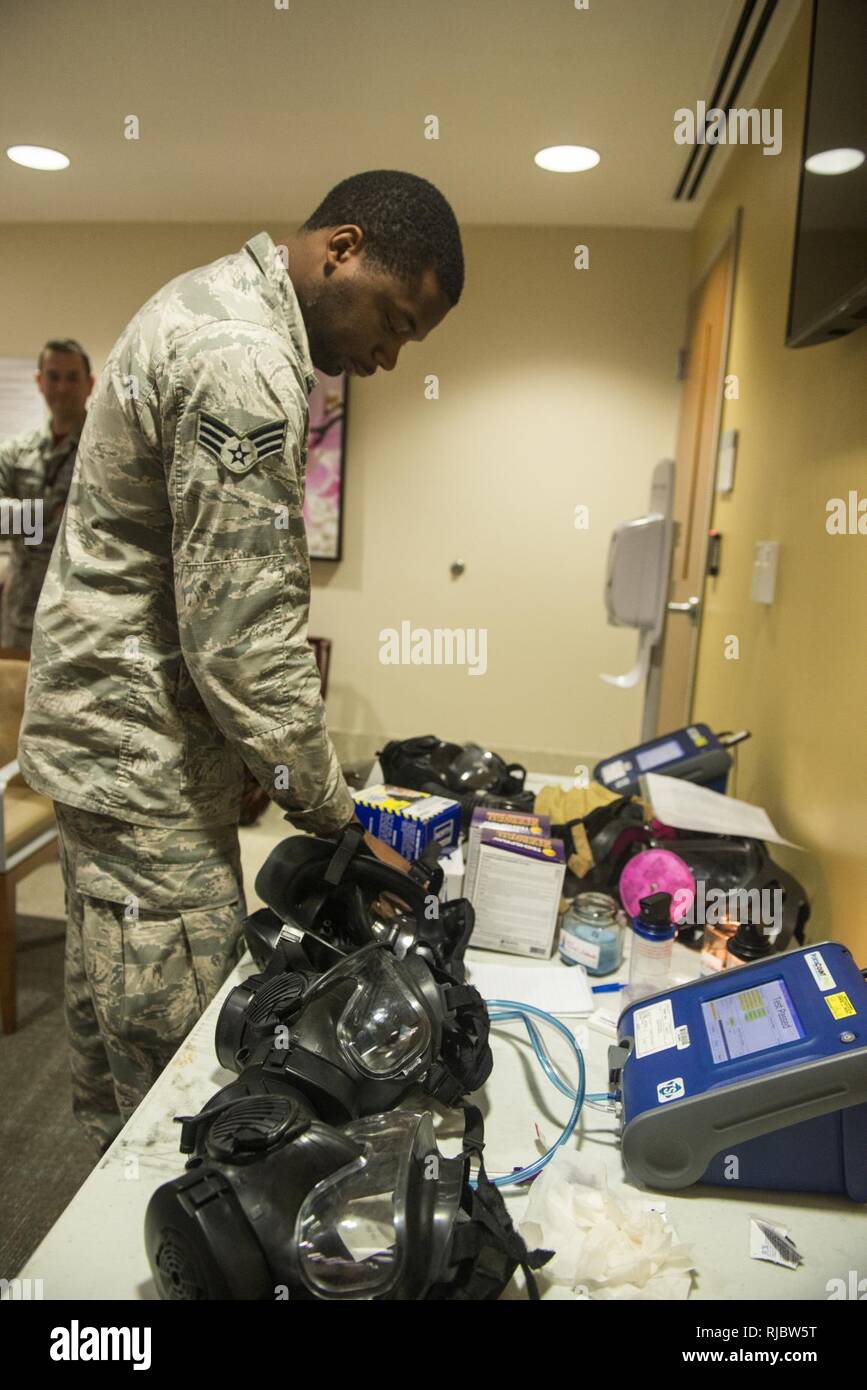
[54,803,247,1153]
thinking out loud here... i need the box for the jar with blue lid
[559,892,624,975]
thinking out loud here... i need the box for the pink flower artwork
[303,370,347,560]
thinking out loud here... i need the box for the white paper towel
[519,1148,696,1299]
[600,629,653,689]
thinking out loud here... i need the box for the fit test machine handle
[608,941,867,1201]
[594,724,749,798]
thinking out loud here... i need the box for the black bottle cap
[638,891,672,927]
[728,922,773,962]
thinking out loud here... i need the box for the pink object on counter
[619,849,696,924]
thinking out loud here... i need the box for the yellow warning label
[825,992,856,1019]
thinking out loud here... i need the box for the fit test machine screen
[609,942,867,1200]
[701,979,805,1064]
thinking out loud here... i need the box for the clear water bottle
[626,891,676,1004]
[560,892,625,975]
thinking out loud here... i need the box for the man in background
[0,340,93,648]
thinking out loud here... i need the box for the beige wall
[314,224,690,771]
[3,6,862,954]
[688,0,867,953]
[0,219,691,775]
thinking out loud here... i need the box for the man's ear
[329,225,364,265]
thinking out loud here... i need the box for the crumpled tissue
[518,1148,696,1299]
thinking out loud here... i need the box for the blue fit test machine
[593,724,748,798]
[608,942,867,1200]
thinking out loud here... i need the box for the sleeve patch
[196,412,288,474]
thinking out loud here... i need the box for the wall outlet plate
[751,540,779,604]
[717,429,738,493]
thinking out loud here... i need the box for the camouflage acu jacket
[19,233,355,834]
[0,423,79,649]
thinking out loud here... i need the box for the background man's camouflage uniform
[19,233,356,1150]
[0,425,79,648]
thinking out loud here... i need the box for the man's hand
[363,831,414,920]
[239,766,271,826]
[361,829,412,874]
[340,819,414,920]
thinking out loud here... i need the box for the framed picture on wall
[304,369,347,561]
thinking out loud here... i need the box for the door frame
[643,206,742,738]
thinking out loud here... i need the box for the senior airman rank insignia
[196,412,288,475]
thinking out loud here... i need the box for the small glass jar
[559,892,624,975]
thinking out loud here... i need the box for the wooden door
[650,220,739,734]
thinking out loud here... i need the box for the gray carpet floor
[0,913,99,1279]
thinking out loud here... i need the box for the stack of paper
[642,773,801,848]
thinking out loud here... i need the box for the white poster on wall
[0,359,46,564]
[0,357,45,442]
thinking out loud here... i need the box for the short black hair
[38,338,91,376]
[303,170,464,306]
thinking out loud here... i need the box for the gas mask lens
[450,743,503,791]
[308,947,433,1079]
[297,1112,423,1299]
[337,950,431,1077]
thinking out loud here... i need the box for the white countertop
[11,772,865,1301]
[14,937,866,1301]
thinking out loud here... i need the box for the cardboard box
[352,784,461,862]
[464,808,551,901]
[469,829,566,958]
[438,842,465,901]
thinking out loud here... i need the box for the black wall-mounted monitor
[786,0,867,348]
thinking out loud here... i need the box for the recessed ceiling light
[6,145,70,171]
[805,147,864,176]
[534,145,600,173]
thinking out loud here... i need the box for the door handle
[666,596,701,624]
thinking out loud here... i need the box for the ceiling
[2,0,802,227]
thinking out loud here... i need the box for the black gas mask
[145,825,546,1300]
[145,1095,550,1301]
[555,801,810,954]
[378,735,535,829]
[216,942,492,1123]
[249,824,474,980]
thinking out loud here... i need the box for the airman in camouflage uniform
[0,425,78,648]
[21,235,354,832]
[20,235,357,1149]
[19,172,464,1152]
[0,341,92,648]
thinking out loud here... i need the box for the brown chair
[308,636,332,700]
[0,649,60,1034]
